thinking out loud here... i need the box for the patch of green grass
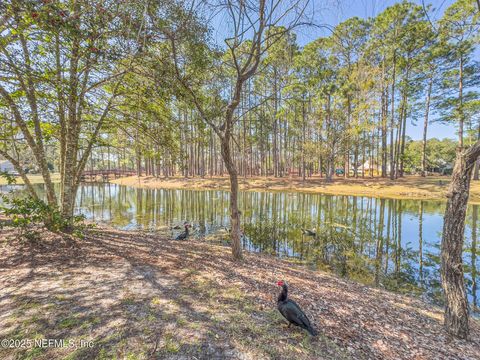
[222,287,244,301]
[95,348,110,360]
[58,316,80,329]
[162,334,180,353]
[188,321,201,330]
[121,292,136,305]
[125,351,147,360]
[80,316,101,329]
[176,316,187,326]
[54,294,68,302]
[21,346,47,360]
[150,296,162,306]
[22,314,40,327]
[18,300,42,311]
[0,173,61,185]
[184,268,199,277]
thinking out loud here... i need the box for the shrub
[0,173,87,239]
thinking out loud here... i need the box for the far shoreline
[5,173,480,204]
[111,174,480,203]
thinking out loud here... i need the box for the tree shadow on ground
[0,228,346,360]
[1,227,479,359]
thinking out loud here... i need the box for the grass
[0,173,61,185]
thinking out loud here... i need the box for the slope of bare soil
[0,227,479,359]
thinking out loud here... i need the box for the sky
[295,0,459,141]
[209,0,462,141]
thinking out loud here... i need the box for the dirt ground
[1,227,480,359]
[111,175,480,203]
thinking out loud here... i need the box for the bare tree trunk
[221,136,242,259]
[381,59,388,178]
[472,205,478,312]
[474,122,480,180]
[441,142,480,338]
[390,50,397,180]
[458,56,464,147]
[419,201,424,282]
[399,94,408,177]
[422,74,433,177]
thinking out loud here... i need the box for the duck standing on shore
[175,222,192,240]
[276,280,317,336]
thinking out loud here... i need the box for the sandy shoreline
[110,175,480,203]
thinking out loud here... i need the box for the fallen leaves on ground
[0,227,479,359]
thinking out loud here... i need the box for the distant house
[0,160,14,173]
[352,160,390,175]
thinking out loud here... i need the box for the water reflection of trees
[67,184,479,313]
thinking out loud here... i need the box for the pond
[2,183,479,315]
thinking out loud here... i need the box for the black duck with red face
[276,280,317,336]
[175,222,192,240]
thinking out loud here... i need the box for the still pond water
[3,183,480,314]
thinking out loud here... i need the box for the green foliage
[0,173,86,238]
[0,171,17,185]
[0,194,86,239]
[403,138,457,173]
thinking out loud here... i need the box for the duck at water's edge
[276,280,317,336]
[175,222,192,240]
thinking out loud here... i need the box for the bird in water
[301,228,316,237]
[175,222,192,240]
[276,280,317,336]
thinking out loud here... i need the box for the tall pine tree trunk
[389,50,397,180]
[440,142,480,339]
[422,74,433,177]
[458,56,464,147]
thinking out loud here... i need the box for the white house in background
[0,160,15,173]
[353,159,391,174]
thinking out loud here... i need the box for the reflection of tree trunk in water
[371,198,377,256]
[136,188,143,218]
[351,197,358,269]
[155,189,161,225]
[359,199,366,254]
[375,199,386,286]
[144,189,151,227]
[396,201,402,273]
[318,196,327,262]
[472,205,478,312]
[385,200,392,274]
[352,197,358,236]
[199,191,206,235]
[108,184,112,220]
[101,185,105,220]
[393,200,398,273]
[300,233,304,261]
[272,194,278,256]
[419,201,424,285]
[79,186,84,208]
[91,186,95,221]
